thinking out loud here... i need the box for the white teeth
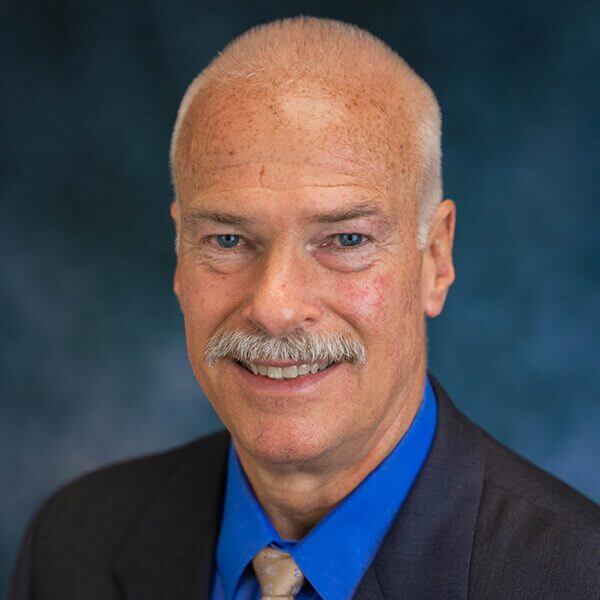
[267,366,283,379]
[242,360,334,379]
[283,366,298,378]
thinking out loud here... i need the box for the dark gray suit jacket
[9,372,600,599]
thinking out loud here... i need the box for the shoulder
[470,422,600,598]
[9,430,229,598]
[428,372,599,598]
[480,425,599,524]
[37,429,229,528]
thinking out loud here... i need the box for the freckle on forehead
[178,79,408,195]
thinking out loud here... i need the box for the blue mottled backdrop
[2,0,599,593]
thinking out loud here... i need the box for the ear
[170,200,181,300]
[422,199,456,318]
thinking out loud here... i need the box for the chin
[236,418,332,466]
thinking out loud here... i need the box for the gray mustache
[204,329,367,366]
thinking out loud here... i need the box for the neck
[234,367,426,540]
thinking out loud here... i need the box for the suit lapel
[353,563,386,600]
[359,372,485,599]
[111,431,230,600]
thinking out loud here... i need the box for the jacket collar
[111,372,485,600]
[111,431,230,600]
[354,372,485,600]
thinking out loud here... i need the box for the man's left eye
[335,233,364,247]
[215,234,241,248]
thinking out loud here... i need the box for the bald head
[170,16,442,248]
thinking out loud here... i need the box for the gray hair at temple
[169,16,443,250]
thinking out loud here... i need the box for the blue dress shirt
[211,374,437,600]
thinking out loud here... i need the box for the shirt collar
[215,373,437,600]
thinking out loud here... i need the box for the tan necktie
[252,546,305,599]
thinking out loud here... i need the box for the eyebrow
[184,201,393,228]
[184,210,250,227]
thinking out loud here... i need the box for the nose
[241,244,322,336]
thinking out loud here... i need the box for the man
[9,16,600,600]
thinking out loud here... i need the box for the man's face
[171,81,430,468]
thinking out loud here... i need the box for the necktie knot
[252,546,305,599]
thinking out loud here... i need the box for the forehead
[174,76,421,204]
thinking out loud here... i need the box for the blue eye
[337,233,364,247]
[216,234,240,248]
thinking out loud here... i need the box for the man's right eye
[213,234,241,249]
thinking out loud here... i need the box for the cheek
[333,273,395,335]
[330,270,421,359]
[177,264,244,334]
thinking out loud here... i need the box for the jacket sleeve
[7,497,52,600]
[8,514,37,600]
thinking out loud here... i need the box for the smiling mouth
[235,359,336,380]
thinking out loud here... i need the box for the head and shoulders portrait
[6,12,600,600]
